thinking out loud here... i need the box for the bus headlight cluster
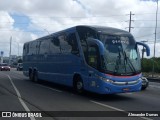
[96,75,114,83]
[103,79,114,83]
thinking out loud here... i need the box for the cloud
[0,11,14,29]
[73,0,91,16]
[0,0,160,57]
[0,11,35,56]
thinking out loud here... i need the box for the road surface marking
[10,74,62,92]
[11,76,22,80]
[149,85,160,89]
[125,93,133,95]
[7,75,36,120]
[36,84,62,92]
[90,100,125,112]
[90,100,152,120]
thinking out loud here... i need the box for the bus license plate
[123,88,129,91]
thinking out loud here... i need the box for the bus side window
[88,45,99,69]
[39,40,50,55]
[58,34,72,54]
[28,41,37,55]
[49,37,61,54]
[53,37,60,46]
[23,44,28,55]
[67,33,79,55]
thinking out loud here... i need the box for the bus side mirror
[136,42,150,56]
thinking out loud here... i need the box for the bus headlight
[96,75,114,83]
[103,78,114,83]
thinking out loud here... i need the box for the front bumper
[87,77,142,94]
[100,80,142,94]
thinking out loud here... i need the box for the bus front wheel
[74,77,84,93]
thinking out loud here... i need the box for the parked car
[17,63,23,71]
[0,63,11,71]
[141,77,149,90]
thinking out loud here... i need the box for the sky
[0,0,160,58]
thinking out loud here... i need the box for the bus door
[86,39,101,91]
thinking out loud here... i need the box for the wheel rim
[77,81,83,90]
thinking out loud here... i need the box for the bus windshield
[99,34,141,75]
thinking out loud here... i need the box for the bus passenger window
[23,44,28,55]
[39,40,50,54]
[58,34,72,53]
[67,33,79,55]
[28,41,37,55]
[53,37,60,46]
[49,37,61,54]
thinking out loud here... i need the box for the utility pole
[152,0,158,77]
[0,51,4,64]
[128,11,134,33]
[9,36,12,65]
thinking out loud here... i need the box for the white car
[17,63,23,71]
[141,77,149,90]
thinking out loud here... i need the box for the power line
[135,13,160,15]
[134,27,160,28]
[2,14,127,19]
[0,20,126,25]
[7,13,160,18]
[135,31,160,38]
[134,20,160,21]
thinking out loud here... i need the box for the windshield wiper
[114,48,122,74]
[123,51,136,73]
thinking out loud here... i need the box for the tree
[142,57,160,73]
[17,58,23,63]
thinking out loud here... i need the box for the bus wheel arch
[73,74,84,93]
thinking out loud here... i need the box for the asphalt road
[0,68,160,120]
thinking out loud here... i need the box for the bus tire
[33,71,39,82]
[29,71,34,81]
[74,77,84,93]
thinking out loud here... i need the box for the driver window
[88,45,98,69]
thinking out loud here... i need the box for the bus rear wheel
[74,77,84,93]
[33,72,38,82]
[29,72,34,81]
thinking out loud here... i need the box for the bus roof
[52,25,130,36]
[83,25,129,35]
[25,25,131,44]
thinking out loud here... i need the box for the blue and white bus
[23,25,150,94]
